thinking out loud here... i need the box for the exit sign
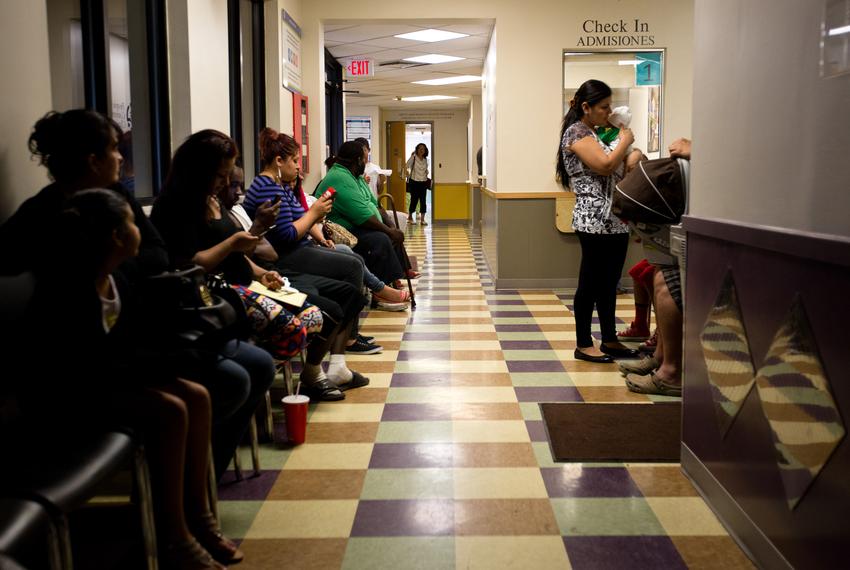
[345,59,374,77]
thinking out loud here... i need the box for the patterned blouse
[561,121,628,234]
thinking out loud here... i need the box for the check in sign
[345,59,374,78]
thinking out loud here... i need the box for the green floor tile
[497,332,549,341]
[550,498,666,536]
[360,468,454,500]
[343,537,455,570]
[217,500,265,539]
[502,350,561,361]
[376,421,453,443]
[519,402,543,420]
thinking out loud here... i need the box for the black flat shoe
[600,343,640,358]
[574,348,614,364]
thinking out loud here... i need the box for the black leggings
[408,180,429,214]
[574,231,630,347]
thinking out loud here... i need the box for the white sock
[301,362,327,383]
[327,354,353,383]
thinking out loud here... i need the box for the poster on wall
[281,10,302,93]
[345,116,372,145]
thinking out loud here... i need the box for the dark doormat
[541,402,681,462]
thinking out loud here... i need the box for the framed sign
[281,10,302,93]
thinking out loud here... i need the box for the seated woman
[0,108,274,481]
[316,141,420,287]
[152,130,360,401]
[25,189,240,569]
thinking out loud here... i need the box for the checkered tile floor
[216,223,754,569]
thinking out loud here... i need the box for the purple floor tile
[216,470,279,501]
[514,386,582,402]
[390,373,453,387]
[526,420,549,442]
[562,536,687,570]
[382,403,453,421]
[491,310,533,318]
[541,466,644,498]
[494,324,541,332]
[500,340,553,350]
[507,361,566,373]
[369,443,454,468]
[351,500,455,536]
[487,300,528,306]
[407,318,452,325]
[397,350,452,361]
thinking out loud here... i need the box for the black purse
[145,265,249,350]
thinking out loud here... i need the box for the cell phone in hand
[270,195,282,205]
[254,224,276,237]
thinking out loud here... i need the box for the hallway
[216,223,753,569]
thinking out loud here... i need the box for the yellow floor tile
[283,443,374,470]
[645,497,729,536]
[568,371,629,387]
[387,386,518,404]
[453,468,549,499]
[361,372,392,388]
[344,350,399,362]
[456,536,572,569]
[245,500,358,539]
[394,360,509,374]
[542,331,578,341]
[307,403,385,423]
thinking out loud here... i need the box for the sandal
[301,377,345,401]
[624,372,682,397]
[334,370,370,391]
[161,537,225,570]
[405,269,421,279]
[373,286,410,304]
[618,355,661,377]
[190,512,244,565]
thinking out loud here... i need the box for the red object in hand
[325,187,337,200]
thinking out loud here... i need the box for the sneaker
[358,334,375,343]
[617,322,650,342]
[618,355,661,377]
[346,337,383,355]
[638,330,658,353]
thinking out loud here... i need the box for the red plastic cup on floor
[282,395,310,444]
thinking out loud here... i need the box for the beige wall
[482,27,497,189]
[382,107,470,184]
[266,0,304,137]
[0,0,52,220]
[297,0,692,195]
[188,0,231,135]
[690,0,850,238]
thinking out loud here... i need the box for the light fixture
[828,24,850,36]
[400,95,458,102]
[412,75,482,86]
[618,59,642,66]
[403,54,465,65]
[394,29,468,42]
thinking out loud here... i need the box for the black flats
[600,343,640,359]
[574,348,614,364]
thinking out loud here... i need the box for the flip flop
[335,370,370,391]
[624,372,682,397]
[301,378,345,401]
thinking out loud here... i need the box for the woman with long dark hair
[405,142,430,225]
[556,79,640,363]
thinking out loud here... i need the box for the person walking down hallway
[405,143,431,225]
[556,79,642,364]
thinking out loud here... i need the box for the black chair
[0,498,61,569]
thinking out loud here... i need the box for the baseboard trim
[681,444,793,570]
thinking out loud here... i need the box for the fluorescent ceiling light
[395,29,468,42]
[403,54,465,64]
[828,24,850,36]
[400,95,458,102]
[412,75,481,86]
[618,59,642,66]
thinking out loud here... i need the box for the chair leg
[133,445,159,570]
[264,390,274,441]
[55,514,73,570]
[232,444,243,482]
[45,517,64,570]
[207,446,219,524]
[249,414,261,476]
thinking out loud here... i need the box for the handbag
[612,157,689,224]
[144,265,249,350]
[322,220,358,248]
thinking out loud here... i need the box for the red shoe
[405,269,421,279]
[638,330,658,353]
[617,322,650,341]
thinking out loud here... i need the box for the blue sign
[635,53,662,86]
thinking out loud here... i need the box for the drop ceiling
[324,20,494,109]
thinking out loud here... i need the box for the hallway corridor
[216,224,754,569]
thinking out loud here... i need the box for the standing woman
[405,143,430,225]
[556,79,639,363]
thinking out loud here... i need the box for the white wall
[0,0,52,220]
[382,107,470,183]
[298,0,693,195]
[690,0,850,238]
[266,0,303,137]
[187,0,230,135]
[483,27,497,189]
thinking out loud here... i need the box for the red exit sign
[345,59,374,77]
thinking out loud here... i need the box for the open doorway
[405,122,433,223]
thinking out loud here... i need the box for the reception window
[563,50,665,158]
